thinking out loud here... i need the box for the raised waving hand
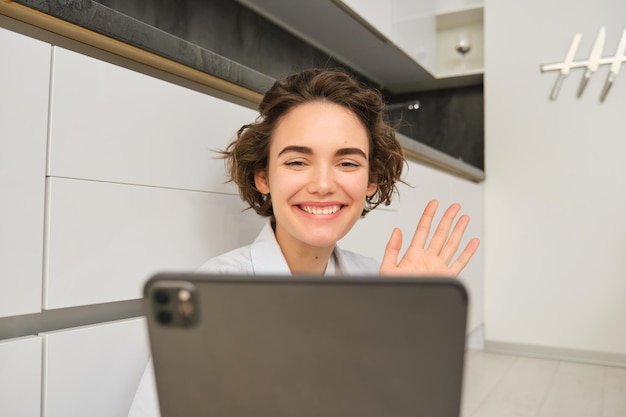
[380,200,480,277]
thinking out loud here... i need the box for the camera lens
[156,310,173,325]
[153,289,171,305]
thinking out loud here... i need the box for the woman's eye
[285,161,305,167]
[339,161,360,168]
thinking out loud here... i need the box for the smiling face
[254,101,377,254]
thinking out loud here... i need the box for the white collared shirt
[198,220,379,276]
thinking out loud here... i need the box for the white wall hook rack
[541,55,626,72]
[541,27,626,102]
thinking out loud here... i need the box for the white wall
[484,0,626,360]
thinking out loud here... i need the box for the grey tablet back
[144,273,468,417]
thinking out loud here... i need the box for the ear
[254,168,270,194]
[366,180,378,197]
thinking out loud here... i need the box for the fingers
[409,200,463,256]
[449,238,481,276]
[380,228,403,272]
[380,201,480,278]
[427,202,462,256]
[439,213,470,264]
[409,200,439,249]
[407,200,476,267]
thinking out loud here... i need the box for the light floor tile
[462,350,626,417]
[536,361,604,417]
[603,367,626,417]
[467,356,558,417]
[461,350,517,417]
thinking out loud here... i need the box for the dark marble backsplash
[387,86,484,170]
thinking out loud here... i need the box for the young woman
[128,68,479,416]
[198,68,479,277]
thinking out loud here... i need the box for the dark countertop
[14,0,276,94]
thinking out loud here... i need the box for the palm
[379,200,480,277]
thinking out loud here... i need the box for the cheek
[345,173,374,196]
[269,169,303,194]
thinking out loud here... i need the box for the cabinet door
[0,336,42,417]
[41,318,149,417]
[48,47,257,194]
[340,0,437,71]
[338,204,399,264]
[44,177,264,309]
[396,160,484,334]
[0,27,50,317]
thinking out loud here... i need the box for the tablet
[144,273,468,417]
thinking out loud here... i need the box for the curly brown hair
[219,68,405,217]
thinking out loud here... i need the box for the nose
[307,164,337,195]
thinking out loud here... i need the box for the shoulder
[335,247,379,275]
[197,245,255,274]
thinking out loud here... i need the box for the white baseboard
[483,340,626,368]
[466,324,485,350]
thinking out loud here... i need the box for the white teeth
[301,205,340,215]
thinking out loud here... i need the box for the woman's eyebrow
[335,147,368,159]
[277,146,367,159]
[277,145,312,156]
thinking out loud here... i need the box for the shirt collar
[249,220,292,274]
[250,220,344,275]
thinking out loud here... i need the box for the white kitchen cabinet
[0,336,42,417]
[338,205,399,265]
[398,160,484,334]
[44,177,265,309]
[436,0,483,13]
[394,4,438,73]
[447,169,484,334]
[435,5,484,76]
[48,47,257,194]
[340,0,438,73]
[0,26,50,318]
[41,318,149,417]
[338,0,483,78]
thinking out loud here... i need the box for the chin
[303,232,347,249]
